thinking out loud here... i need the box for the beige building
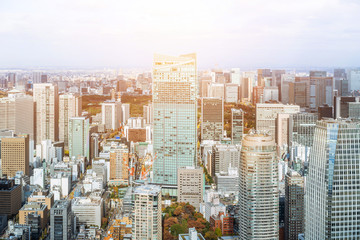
[59,94,82,148]
[0,92,35,141]
[177,167,204,211]
[109,143,129,185]
[1,134,29,177]
[28,189,54,210]
[19,202,49,230]
[33,83,59,144]
[238,132,278,239]
[133,184,162,240]
[256,103,300,137]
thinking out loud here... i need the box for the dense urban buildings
[201,97,224,141]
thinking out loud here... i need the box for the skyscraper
[68,117,90,160]
[152,53,197,185]
[285,170,304,240]
[121,103,130,124]
[101,100,122,130]
[0,92,35,141]
[132,184,162,240]
[109,143,129,185]
[59,94,82,148]
[201,97,223,141]
[33,83,59,144]
[0,134,29,177]
[231,108,244,144]
[305,119,360,239]
[238,132,278,239]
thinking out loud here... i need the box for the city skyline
[1,0,360,68]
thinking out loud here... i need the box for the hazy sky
[1,0,360,68]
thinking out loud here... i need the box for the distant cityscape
[0,52,360,240]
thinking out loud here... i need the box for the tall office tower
[288,112,318,147]
[231,108,244,144]
[305,119,360,239]
[200,79,211,98]
[143,103,153,124]
[308,71,333,110]
[288,77,309,107]
[1,134,29,178]
[209,83,225,98]
[348,69,360,91]
[253,86,264,104]
[32,72,42,84]
[280,74,295,104]
[177,167,204,211]
[211,144,241,177]
[7,73,16,87]
[109,144,129,185]
[121,103,130,124]
[40,74,48,83]
[0,92,35,141]
[152,53,197,185]
[334,69,348,96]
[263,86,279,102]
[238,132,278,239]
[50,200,74,240]
[285,170,304,240]
[132,184,162,240]
[256,103,300,137]
[225,83,239,103]
[272,70,286,88]
[201,97,224,141]
[101,100,122,130]
[33,83,59,144]
[275,113,290,154]
[334,96,360,119]
[349,102,360,119]
[231,68,241,85]
[68,117,90,160]
[59,94,82,148]
[257,69,272,87]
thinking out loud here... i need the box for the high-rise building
[225,83,239,103]
[305,119,360,239]
[334,96,360,119]
[211,144,240,177]
[177,167,204,211]
[257,69,272,87]
[231,108,244,144]
[68,117,90,160]
[152,53,197,185]
[231,68,241,85]
[256,103,300,137]
[19,202,48,230]
[33,83,59,144]
[349,102,360,119]
[132,184,162,240]
[109,143,129,185]
[272,70,286,88]
[59,94,82,148]
[50,200,74,240]
[201,97,223,141]
[275,113,290,154]
[238,132,278,239]
[0,134,29,177]
[32,72,42,84]
[0,92,35,141]
[71,196,103,228]
[348,69,360,91]
[101,100,122,130]
[263,86,279,102]
[0,179,22,218]
[143,103,152,124]
[288,112,318,147]
[285,170,304,240]
[252,86,264,104]
[334,68,348,96]
[209,83,225,98]
[121,103,130,125]
[280,73,295,104]
[289,77,309,108]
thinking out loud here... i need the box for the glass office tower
[152,53,197,185]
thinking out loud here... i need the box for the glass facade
[152,54,197,185]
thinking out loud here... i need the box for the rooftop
[133,184,161,196]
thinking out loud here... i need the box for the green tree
[170,224,187,236]
[215,227,222,237]
[204,231,218,240]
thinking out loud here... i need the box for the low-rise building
[19,202,48,230]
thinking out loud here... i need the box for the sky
[1,0,360,69]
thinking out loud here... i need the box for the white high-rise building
[101,100,122,130]
[231,68,241,85]
[121,103,130,125]
[59,94,82,148]
[33,83,59,144]
[177,167,204,211]
[238,132,278,239]
[68,117,90,160]
[225,83,239,103]
[133,184,162,240]
[305,119,360,239]
[348,69,360,91]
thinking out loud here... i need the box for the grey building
[50,200,74,240]
[201,97,224,141]
[231,108,244,144]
